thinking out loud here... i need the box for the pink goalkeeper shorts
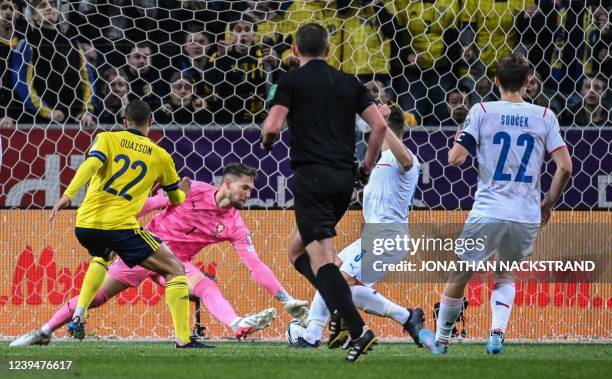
[108,257,202,288]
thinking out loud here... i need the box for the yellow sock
[165,275,191,344]
[76,257,110,317]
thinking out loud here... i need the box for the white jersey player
[290,105,426,349]
[419,54,573,355]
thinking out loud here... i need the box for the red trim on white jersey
[479,102,487,113]
[549,145,567,154]
[543,107,548,117]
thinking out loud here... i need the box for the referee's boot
[176,337,216,349]
[403,307,425,347]
[346,326,378,362]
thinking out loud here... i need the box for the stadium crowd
[0,0,610,128]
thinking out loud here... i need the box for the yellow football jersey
[73,129,181,230]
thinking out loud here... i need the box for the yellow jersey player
[49,100,208,348]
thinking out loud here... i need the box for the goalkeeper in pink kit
[11,163,308,346]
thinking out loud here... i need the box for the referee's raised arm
[261,23,386,362]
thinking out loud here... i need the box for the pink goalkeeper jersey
[139,181,255,261]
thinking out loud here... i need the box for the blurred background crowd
[0,0,610,129]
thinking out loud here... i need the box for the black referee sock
[293,253,317,287]
[316,263,365,339]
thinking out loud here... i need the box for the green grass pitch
[1,341,610,379]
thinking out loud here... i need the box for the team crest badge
[215,223,225,235]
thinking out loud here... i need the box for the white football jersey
[362,149,420,223]
[461,101,566,224]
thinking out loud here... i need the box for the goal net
[0,0,610,342]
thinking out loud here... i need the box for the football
[285,318,306,345]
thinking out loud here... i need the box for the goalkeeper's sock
[490,279,516,334]
[45,290,109,334]
[165,275,191,345]
[293,253,317,287]
[303,291,329,344]
[74,257,111,319]
[316,263,365,340]
[192,277,238,327]
[435,295,463,344]
[350,285,411,324]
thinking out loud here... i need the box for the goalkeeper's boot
[67,315,86,340]
[10,329,51,347]
[327,311,349,349]
[402,307,425,347]
[231,308,277,340]
[345,326,378,363]
[290,337,320,349]
[419,329,448,355]
[486,330,504,355]
[282,298,309,324]
[176,337,215,349]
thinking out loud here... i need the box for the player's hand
[285,55,300,68]
[49,195,71,221]
[283,299,309,324]
[454,128,462,141]
[377,103,391,121]
[179,177,192,196]
[0,117,14,129]
[356,162,371,187]
[540,205,551,227]
[78,111,95,128]
[51,110,66,123]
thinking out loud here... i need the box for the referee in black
[261,23,387,362]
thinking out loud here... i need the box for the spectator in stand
[97,68,130,125]
[170,29,221,116]
[210,18,276,124]
[392,0,461,121]
[468,76,499,105]
[523,69,564,115]
[123,42,164,109]
[333,0,397,82]
[13,0,94,126]
[460,0,535,78]
[154,71,212,125]
[425,89,471,127]
[0,0,21,127]
[562,75,612,126]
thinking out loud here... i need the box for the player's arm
[541,114,572,225]
[261,105,288,151]
[448,131,472,167]
[138,189,171,217]
[360,104,387,174]
[49,134,109,221]
[159,154,190,206]
[49,157,104,221]
[261,76,293,151]
[449,105,480,166]
[378,103,413,170]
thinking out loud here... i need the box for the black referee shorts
[293,164,355,246]
[74,227,162,268]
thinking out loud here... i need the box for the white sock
[435,295,464,344]
[350,285,410,324]
[490,280,516,334]
[73,306,85,319]
[303,291,329,344]
[41,324,53,336]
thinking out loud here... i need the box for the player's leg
[182,264,276,340]
[487,270,515,355]
[235,243,308,320]
[294,290,329,348]
[421,215,502,354]
[138,241,193,346]
[10,275,128,346]
[486,221,538,354]
[72,228,115,322]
